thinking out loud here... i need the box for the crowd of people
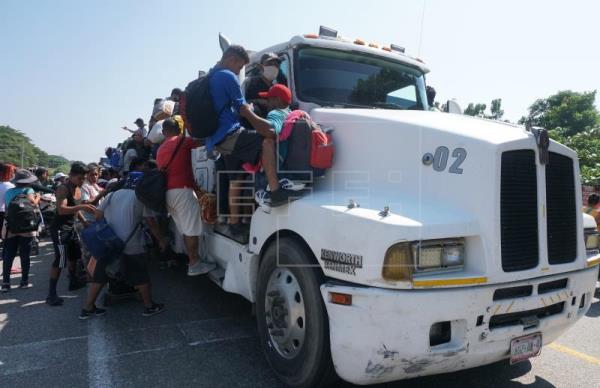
[0,43,309,320]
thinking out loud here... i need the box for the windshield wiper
[372,102,406,110]
[339,102,375,109]
[305,97,374,109]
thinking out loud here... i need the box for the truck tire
[256,238,335,388]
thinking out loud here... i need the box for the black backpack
[284,119,313,173]
[182,72,221,139]
[135,136,185,212]
[6,194,40,233]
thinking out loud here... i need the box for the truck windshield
[295,47,428,110]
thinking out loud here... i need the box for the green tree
[464,99,505,120]
[464,103,487,117]
[520,90,599,136]
[0,125,73,171]
[490,98,504,120]
[549,127,600,185]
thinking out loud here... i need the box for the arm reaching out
[56,185,96,216]
[240,104,276,139]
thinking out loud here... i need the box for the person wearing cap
[243,52,285,117]
[46,162,96,306]
[1,169,41,292]
[53,172,67,190]
[122,118,147,138]
[259,84,292,154]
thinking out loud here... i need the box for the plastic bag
[148,120,165,144]
[153,100,175,120]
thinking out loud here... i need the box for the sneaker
[187,260,216,276]
[255,190,272,214]
[270,187,299,207]
[143,303,165,317]
[1,283,10,293]
[268,178,306,192]
[46,295,64,306]
[18,282,32,289]
[79,306,107,320]
[68,280,87,291]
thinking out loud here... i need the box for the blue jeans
[2,236,33,285]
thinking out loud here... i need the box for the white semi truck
[171,28,600,387]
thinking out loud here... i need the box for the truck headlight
[584,228,599,255]
[412,239,465,272]
[382,242,413,281]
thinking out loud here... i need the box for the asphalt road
[1,240,599,388]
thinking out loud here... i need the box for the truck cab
[180,28,600,387]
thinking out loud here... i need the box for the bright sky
[1,0,598,162]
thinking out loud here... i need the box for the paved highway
[1,241,599,387]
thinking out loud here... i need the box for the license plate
[510,333,542,364]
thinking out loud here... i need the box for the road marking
[88,319,115,388]
[548,343,600,366]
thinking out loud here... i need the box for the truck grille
[489,302,564,330]
[546,152,577,264]
[501,150,539,272]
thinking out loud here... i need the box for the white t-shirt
[122,148,138,173]
[0,181,16,212]
[99,190,156,255]
[81,180,103,222]
[81,180,101,202]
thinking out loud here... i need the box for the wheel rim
[265,267,306,359]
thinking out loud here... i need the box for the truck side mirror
[219,33,231,52]
[446,99,463,114]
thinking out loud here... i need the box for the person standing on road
[583,193,600,232]
[46,163,96,306]
[33,167,55,193]
[0,163,16,239]
[81,163,103,205]
[78,163,104,273]
[157,118,215,276]
[80,171,166,319]
[1,169,40,292]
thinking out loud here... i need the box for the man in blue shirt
[207,45,295,233]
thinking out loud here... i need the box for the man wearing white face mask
[244,52,283,117]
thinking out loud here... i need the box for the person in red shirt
[156,118,215,276]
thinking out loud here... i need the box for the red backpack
[310,128,334,169]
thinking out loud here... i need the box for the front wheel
[256,238,335,388]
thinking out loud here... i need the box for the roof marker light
[390,44,406,53]
[369,43,379,48]
[319,26,338,38]
[304,33,318,39]
[382,46,392,52]
[354,38,365,45]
